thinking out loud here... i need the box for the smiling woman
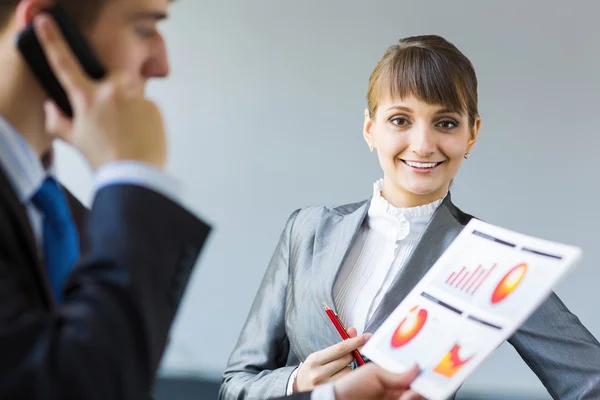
[363,35,480,207]
[219,35,600,400]
[364,93,478,207]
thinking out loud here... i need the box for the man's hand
[332,362,423,400]
[34,14,167,170]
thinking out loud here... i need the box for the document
[362,219,581,400]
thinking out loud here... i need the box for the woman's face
[364,94,480,207]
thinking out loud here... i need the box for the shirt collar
[0,115,49,204]
[367,179,445,242]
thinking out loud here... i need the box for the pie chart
[391,306,428,348]
[491,263,527,304]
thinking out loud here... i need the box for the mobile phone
[16,5,106,118]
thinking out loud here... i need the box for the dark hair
[0,0,106,28]
[367,35,479,127]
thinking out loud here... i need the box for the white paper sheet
[361,219,582,400]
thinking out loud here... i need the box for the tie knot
[32,177,71,225]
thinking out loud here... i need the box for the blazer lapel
[0,165,56,310]
[311,201,370,318]
[364,194,468,333]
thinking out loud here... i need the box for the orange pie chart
[390,306,428,348]
[491,263,527,304]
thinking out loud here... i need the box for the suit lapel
[364,194,468,333]
[311,201,370,317]
[64,189,88,254]
[0,165,56,310]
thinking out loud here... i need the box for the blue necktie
[32,177,80,303]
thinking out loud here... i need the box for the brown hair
[367,35,479,126]
[0,0,106,29]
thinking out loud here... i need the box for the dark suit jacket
[0,164,211,399]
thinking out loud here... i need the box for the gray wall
[56,0,600,398]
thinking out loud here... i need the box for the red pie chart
[491,263,527,304]
[391,306,428,348]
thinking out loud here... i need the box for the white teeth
[405,161,440,169]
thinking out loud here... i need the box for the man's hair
[0,0,106,29]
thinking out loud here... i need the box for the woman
[219,35,600,400]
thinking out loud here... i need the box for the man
[0,0,211,398]
[0,0,422,399]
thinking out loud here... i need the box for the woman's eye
[391,117,411,127]
[436,119,459,129]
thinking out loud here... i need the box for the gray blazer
[219,194,600,400]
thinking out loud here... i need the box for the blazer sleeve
[219,210,301,400]
[0,184,211,400]
[508,292,600,399]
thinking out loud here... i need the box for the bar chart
[444,264,496,296]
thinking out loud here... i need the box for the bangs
[371,45,472,116]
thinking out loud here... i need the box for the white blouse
[333,179,444,335]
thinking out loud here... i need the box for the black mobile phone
[16,5,106,118]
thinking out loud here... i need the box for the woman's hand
[295,328,370,392]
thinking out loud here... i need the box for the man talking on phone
[0,1,422,399]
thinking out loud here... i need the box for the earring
[464,152,470,159]
[369,142,374,152]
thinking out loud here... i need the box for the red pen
[323,302,366,366]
